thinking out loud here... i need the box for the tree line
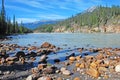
[35,5,120,32]
[0,0,32,35]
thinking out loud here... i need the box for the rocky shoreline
[0,42,120,80]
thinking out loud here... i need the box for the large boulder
[15,51,25,58]
[41,42,56,49]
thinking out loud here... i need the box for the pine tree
[0,0,6,34]
[13,15,16,33]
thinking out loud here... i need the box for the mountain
[34,6,120,33]
[22,20,60,29]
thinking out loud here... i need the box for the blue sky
[0,0,120,23]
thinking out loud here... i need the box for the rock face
[41,42,56,49]
[115,64,120,72]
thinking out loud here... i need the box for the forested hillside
[0,0,32,36]
[35,6,120,33]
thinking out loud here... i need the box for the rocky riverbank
[0,42,120,80]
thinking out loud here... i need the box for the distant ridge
[22,20,61,29]
[34,6,120,33]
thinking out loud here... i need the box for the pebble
[3,71,10,75]
[60,67,66,72]
[115,64,120,72]
[0,71,2,75]
[56,70,60,73]
[62,70,71,76]
[57,77,63,80]
[73,77,81,80]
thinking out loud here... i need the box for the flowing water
[2,33,120,48]
[1,33,120,64]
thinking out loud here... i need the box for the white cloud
[16,14,67,23]
[38,14,68,20]
[5,0,109,23]
[10,0,55,10]
[16,18,38,23]
[6,5,33,12]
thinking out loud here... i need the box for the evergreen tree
[0,0,6,34]
[13,15,16,33]
[0,0,32,35]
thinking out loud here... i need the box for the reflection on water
[2,33,120,48]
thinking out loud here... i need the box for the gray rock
[42,67,54,74]
[37,77,47,80]
[115,64,120,72]
[60,67,66,72]
[0,71,2,75]
[62,70,71,76]
[26,75,33,80]
[56,70,60,73]
[3,71,10,75]
[40,55,47,62]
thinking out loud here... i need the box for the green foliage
[0,0,32,35]
[35,5,120,32]
[35,24,54,32]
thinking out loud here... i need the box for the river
[1,33,120,48]
[1,33,120,64]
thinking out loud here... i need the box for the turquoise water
[3,33,120,48]
[1,33,120,64]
